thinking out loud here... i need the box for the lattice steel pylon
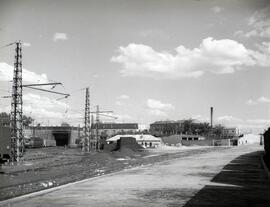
[90,114,95,149]
[95,105,100,150]
[83,87,91,152]
[10,41,23,162]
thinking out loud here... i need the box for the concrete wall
[24,127,79,147]
[24,128,54,140]
[0,126,10,159]
[238,134,260,145]
[162,135,206,146]
[100,129,137,137]
[220,139,231,146]
[181,139,213,146]
[70,130,79,146]
[212,139,232,146]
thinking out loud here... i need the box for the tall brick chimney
[210,107,213,128]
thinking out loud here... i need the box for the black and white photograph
[0,0,270,206]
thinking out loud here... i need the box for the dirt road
[0,145,264,207]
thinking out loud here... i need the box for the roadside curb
[261,154,270,180]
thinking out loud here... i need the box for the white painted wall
[238,134,260,145]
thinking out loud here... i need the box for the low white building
[237,134,261,145]
[107,134,162,148]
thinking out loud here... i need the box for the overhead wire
[0,42,16,49]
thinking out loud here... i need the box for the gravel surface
[0,145,259,203]
[0,145,263,207]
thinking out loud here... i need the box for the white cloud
[257,96,270,103]
[246,119,270,125]
[211,6,222,14]
[192,115,210,122]
[146,99,174,116]
[111,37,264,79]
[115,101,123,106]
[115,94,130,106]
[217,115,243,123]
[116,114,132,122]
[245,5,270,38]
[253,42,270,66]
[23,93,69,119]
[53,32,68,42]
[0,62,48,83]
[23,93,68,110]
[215,115,270,134]
[22,42,31,47]
[119,94,129,99]
[0,92,80,126]
[246,99,257,105]
[246,96,270,105]
[234,30,245,37]
[23,93,82,126]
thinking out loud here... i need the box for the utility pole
[89,106,116,150]
[10,41,23,162]
[2,41,69,162]
[210,107,213,128]
[83,87,91,152]
[77,124,80,142]
[91,114,95,149]
[95,105,100,150]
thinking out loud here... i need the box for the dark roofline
[150,120,185,125]
[91,123,138,129]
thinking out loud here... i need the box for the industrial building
[161,134,206,146]
[149,120,184,137]
[24,123,139,147]
[107,134,162,148]
[221,127,239,139]
[92,123,138,137]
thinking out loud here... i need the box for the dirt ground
[0,145,221,201]
[0,145,265,207]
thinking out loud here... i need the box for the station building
[107,134,162,148]
[221,127,239,139]
[91,123,138,137]
[149,120,184,137]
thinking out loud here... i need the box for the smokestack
[210,107,213,128]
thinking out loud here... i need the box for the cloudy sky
[0,0,270,133]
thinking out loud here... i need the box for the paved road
[0,145,266,207]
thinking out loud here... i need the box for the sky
[0,0,270,133]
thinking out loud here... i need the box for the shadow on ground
[184,151,270,207]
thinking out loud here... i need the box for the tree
[0,112,34,127]
[181,119,212,135]
[212,124,225,138]
[0,112,10,126]
[61,122,70,127]
[22,115,34,127]
[194,122,211,135]
[182,119,193,134]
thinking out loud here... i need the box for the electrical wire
[0,42,16,49]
